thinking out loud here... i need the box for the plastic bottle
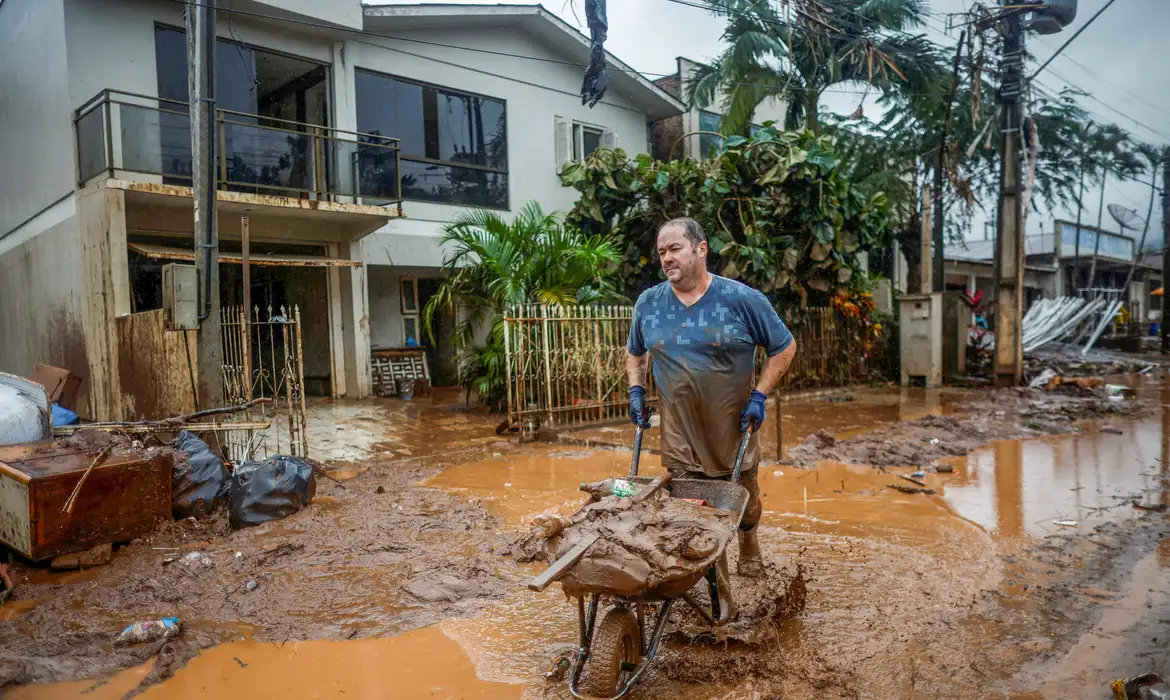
[115,617,182,644]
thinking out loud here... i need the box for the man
[626,217,797,578]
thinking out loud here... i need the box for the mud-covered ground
[0,449,519,691]
[3,380,1169,699]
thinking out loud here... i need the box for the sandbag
[171,430,230,519]
[229,455,316,529]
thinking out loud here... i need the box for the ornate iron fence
[220,305,309,460]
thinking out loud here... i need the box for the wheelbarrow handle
[629,406,653,477]
[730,426,753,484]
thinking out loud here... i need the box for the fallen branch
[887,483,936,496]
[77,399,272,429]
[62,445,113,514]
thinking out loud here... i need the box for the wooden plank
[528,532,600,592]
[115,310,198,420]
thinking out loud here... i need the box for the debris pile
[522,481,739,599]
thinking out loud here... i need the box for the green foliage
[422,202,623,409]
[687,0,940,134]
[560,128,891,307]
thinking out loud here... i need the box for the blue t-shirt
[627,275,792,476]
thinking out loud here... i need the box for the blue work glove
[629,386,650,428]
[740,389,768,432]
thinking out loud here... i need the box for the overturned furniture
[0,442,171,561]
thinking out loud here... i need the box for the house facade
[0,0,683,417]
[649,56,787,161]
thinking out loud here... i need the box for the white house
[649,56,787,161]
[354,5,683,371]
[0,0,683,417]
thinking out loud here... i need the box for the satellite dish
[1107,204,1143,233]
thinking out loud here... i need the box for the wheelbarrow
[527,419,753,699]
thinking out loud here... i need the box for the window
[698,111,722,159]
[400,277,420,346]
[355,69,508,209]
[573,123,604,160]
[554,116,616,171]
[697,111,763,159]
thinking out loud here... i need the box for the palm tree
[687,0,940,135]
[1121,144,1166,292]
[422,202,622,408]
[1084,124,1145,286]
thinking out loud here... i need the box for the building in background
[355,5,683,383]
[648,56,787,161]
[0,0,683,417]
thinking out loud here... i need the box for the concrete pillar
[78,184,128,420]
[339,229,372,398]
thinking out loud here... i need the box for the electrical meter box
[899,293,943,386]
[162,263,198,331]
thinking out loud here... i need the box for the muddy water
[15,386,1170,699]
[8,625,520,700]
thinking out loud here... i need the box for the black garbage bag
[229,455,316,529]
[171,430,230,519]
[580,0,609,107]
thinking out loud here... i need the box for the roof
[946,234,1057,262]
[362,4,686,120]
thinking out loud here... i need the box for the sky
[371,0,1169,248]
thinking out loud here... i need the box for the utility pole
[1072,123,1092,294]
[188,3,222,408]
[933,30,966,293]
[1161,154,1169,353]
[993,5,1024,386]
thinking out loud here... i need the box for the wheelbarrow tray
[556,476,749,602]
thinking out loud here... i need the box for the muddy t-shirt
[627,276,792,477]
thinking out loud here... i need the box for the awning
[128,242,363,268]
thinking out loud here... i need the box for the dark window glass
[400,160,507,209]
[698,110,722,159]
[356,69,507,208]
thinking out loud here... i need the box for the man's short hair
[658,217,707,247]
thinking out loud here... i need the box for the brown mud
[784,387,1146,468]
[5,385,1170,699]
[0,450,516,692]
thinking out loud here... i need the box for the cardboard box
[30,363,82,410]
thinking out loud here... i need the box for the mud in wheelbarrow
[529,426,754,700]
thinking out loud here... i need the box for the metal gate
[504,304,653,436]
[220,305,309,459]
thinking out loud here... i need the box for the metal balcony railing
[74,90,403,211]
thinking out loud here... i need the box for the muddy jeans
[666,466,762,532]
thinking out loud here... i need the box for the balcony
[74,90,403,212]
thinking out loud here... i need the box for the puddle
[943,415,1170,538]
[0,597,42,621]
[8,625,520,700]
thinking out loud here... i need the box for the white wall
[368,265,444,349]
[350,25,658,267]
[0,0,75,240]
[248,0,363,31]
[677,57,787,159]
[62,0,336,112]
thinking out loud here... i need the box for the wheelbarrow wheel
[579,607,641,698]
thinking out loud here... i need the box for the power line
[1031,36,1170,117]
[1028,0,1117,82]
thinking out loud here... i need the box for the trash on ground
[245,579,258,591]
[51,403,78,427]
[1101,427,1125,435]
[544,653,572,682]
[1132,502,1168,512]
[29,363,82,412]
[1111,672,1170,700]
[928,437,941,445]
[1106,384,1136,401]
[1053,519,1079,527]
[897,473,929,487]
[934,464,955,473]
[228,454,316,529]
[0,372,51,446]
[909,470,926,478]
[887,484,936,495]
[1029,367,1060,389]
[49,543,112,570]
[171,430,230,519]
[115,617,182,645]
